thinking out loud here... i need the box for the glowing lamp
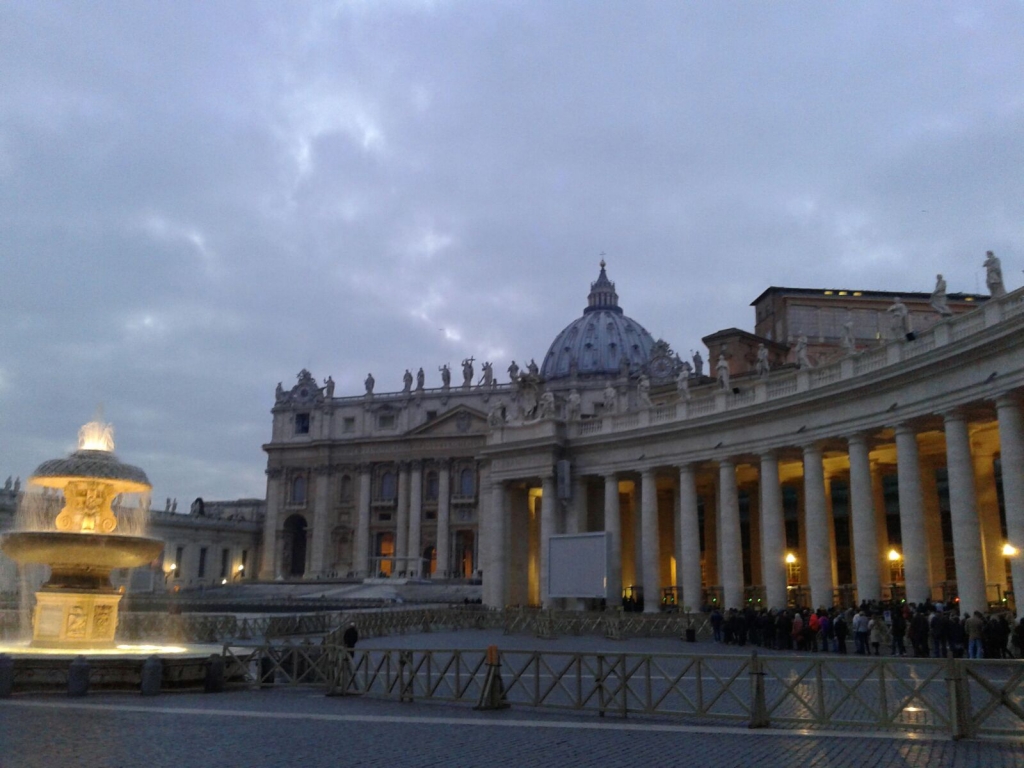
[785,553,797,564]
[1003,543,1019,558]
[888,549,902,561]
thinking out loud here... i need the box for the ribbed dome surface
[540,263,657,380]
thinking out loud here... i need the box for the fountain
[0,419,163,649]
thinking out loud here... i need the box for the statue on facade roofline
[603,384,618,414]
[795,335,813,369]
[887,296,912,338]
[416,367,425,391]
[507,360,519,382]
[325,376,335,398]
[637,374,653,409]
[567,389,582,421]
[439,364,451,391]
[691,350,703,378]
[402,369,413,393]
[931,274,953,317]
[461,357,475,388]
[716,354,730,391]
[841,320,856,354]
[538,391,556,419]
[527,358,539,377]
[4,476,11,491]
[676,362,691,400]
[275,382,285,402]
[756,343,770,378]
[479,361,494,389]
[365,372,375,395]
[984,250,1006,298]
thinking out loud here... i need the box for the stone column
[678,464,703,612]
[408,461,423,576]
[803,444,835,609]
[759,452,787,610]
[396,463,410,571]
[718,460,743,609]
[355,466,371,577]
[640,469,661,613]
[568,477,588,535]
[485,481,507,608]
[540,473,558,609]
[894,424,932,604]
[309,465,331,578]
[847,435,881,602]
[943,411,988,616]
[259,469,283,580]
[996,394,1024,620]
[435,460,451,577]
[603,473,623,606]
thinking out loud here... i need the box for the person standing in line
[965,611,985,659]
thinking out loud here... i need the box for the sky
[1,1,1022,505]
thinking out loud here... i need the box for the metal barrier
[222,642,1024,738]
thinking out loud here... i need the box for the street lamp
[1002,543,1019,558]
[164,563,177,584]
[888,549,902,562]
[785,553,797,564]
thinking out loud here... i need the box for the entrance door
[283,514,308,577]
[453,530,475,578]
[374,532,395,576]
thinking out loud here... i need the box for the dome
[540,262,657,381]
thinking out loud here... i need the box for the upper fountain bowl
[30,449,150,494]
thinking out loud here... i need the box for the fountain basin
[1,531,163,572]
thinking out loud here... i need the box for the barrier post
[474,645,509,711]
[748,650,769,728]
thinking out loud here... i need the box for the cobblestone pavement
[3,689,1024,768]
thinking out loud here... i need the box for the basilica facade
[262,261,1024,619]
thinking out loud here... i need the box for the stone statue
[12,477,19,493]
[439,364,451,391]
[171,498,178,513]
[538,391,556,419]
[637,374,653,408]
[984,250,1006,297]
[325,376,335,398]
[887,297,912,338]
[841,321,856,354]
[416,367,425,391]
[461,358,475,389]
[365,372,375,395]
[691,350,704,378]
[402,369,413,393]
[3,476,11,491]
[603,384,618,414]
[507,360,519,382]
[676,363,691,400]
[275,382,285,402]
[755,343,770,378]
[527,358,539,377]
[795,335,812,369]
[487,401,506,428]
[930,274,953,317]
[165,498,171,512]
[716,354,730,391]
[567,389,582,421]
[479,361,494,389]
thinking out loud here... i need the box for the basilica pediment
[408,405,489,437]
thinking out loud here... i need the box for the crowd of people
[706,600,1024,659]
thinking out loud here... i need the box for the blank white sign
[547,532,610,599]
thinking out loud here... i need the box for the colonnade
[485,394,1024,619]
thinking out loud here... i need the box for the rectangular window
[295,413,310,434]
[198,547,207,578]
[342,417,355,433]
[378,413,395,430]
[220,548,230,579]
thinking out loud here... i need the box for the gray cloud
[1,1,1021,502]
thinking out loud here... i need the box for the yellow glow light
[237,564,245,572]
[853,291,863,296]
[1003,543,1019,558]
[785,553,797,564]
[888,549,902,561]
[838,291,848,296]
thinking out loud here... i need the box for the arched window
[339,475,352,502]
[290,476,306,505]
[425,472,439,501]
[380,471,397,500]
[459,468,475,497]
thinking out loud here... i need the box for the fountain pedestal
[32,590,122,648]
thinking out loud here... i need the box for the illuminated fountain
[0,419,163,649]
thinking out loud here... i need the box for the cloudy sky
[1,1,1021,505]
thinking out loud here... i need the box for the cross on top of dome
[585,260,621,315]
